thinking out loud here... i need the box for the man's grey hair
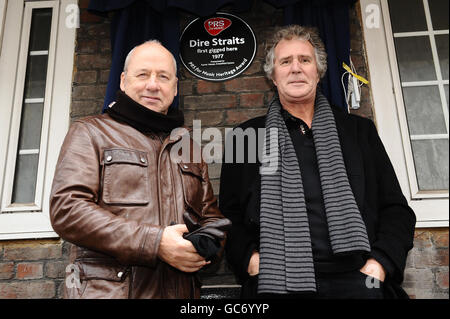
[263,25,327,80]
[123,39,177,75]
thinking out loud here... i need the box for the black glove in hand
[182,212,232,261]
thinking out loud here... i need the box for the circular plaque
[179,12,257,81]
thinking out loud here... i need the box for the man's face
[120,43,177,114]
[272,38,320,105]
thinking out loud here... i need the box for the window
[361,0,448,227]
[0,0,6,50]
[388,0,448,196]
[0,0,76,239]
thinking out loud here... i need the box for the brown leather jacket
[50,114,224,298]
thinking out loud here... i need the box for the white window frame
[0,0,6,52]
[0,0,76,239]
[2,0,58,213]
[360,0,449,227]
[386,0,448,199]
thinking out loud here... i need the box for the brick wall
[404,229,449,298]
[0,240,69,298]
[0,0,447,299]
[71,0,110,122]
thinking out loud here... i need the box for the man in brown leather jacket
[50,40,226,298]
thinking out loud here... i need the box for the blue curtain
[89,1,181,112]
[282,0,356,109]
[88,0,356,111]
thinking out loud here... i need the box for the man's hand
[360,258,386,282]
[247,251,260,276]
[157,224,210,272]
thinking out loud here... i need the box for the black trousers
[241,270,384,299]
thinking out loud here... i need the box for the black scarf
[106,90,184,134]
[258,91,371,294]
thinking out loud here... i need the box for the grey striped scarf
[258,91,371,294]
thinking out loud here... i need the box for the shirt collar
[281,108,312,136]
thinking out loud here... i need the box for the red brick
[99,69,110,84]
[403,268,434,289]
[57,280,66,299]
[3,242,62,261]
[80,9,104,24]
[432,229,449,248]
[224,76,271,92]
[350,54,365,74]
[0,281,55,299]
[71,100,103,117]
[85,23,110,38]
[240,93,264,107]
[183,111,196,127]
[183,94,236,110]
[266,91,275,103]
[0,262,14,280]
[99,38,111,54]
[243,60,263,75]
[76,39,99,54]
[185,110,224,127]
[77,54,111,70]
[411,247,448,268]
[45,261,67,279]
[224,109,267,125]
[16,262,43,280]
[180,68,195,79]
[436,270,449,289]
[197,80,223,94]
[413,231,433,249]
[72,85,106,100]
[431,249,449,266]
[256,43,266,59]
[179,80,193,95]
[74,70,97,84]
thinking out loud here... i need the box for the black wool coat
[219,107,416,297]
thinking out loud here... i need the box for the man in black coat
[219,25,416,299]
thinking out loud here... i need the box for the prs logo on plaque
[180,12,256,81]
[204,17,232,36]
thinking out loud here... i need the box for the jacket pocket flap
[78,260,129,282]
[178,162,203,180]
[104,149,148,167]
